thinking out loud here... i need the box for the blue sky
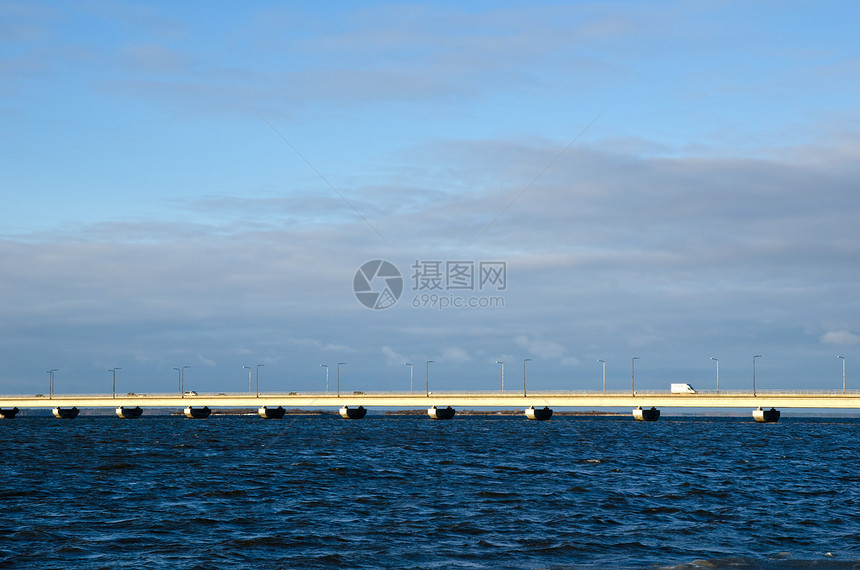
[2,1,859,397]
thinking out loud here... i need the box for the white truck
[670,383,697,394]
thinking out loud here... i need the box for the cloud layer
[1,1,859,395]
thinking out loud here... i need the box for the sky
[2,1,859,397]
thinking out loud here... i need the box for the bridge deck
[3,390,860,410]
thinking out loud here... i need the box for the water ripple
[2,415,860,567]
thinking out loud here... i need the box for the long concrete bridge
[2,390,859,421]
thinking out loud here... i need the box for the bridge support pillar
[184,406,211,419]
[0,407,19,419]
[753,407,780,423]
[258,405,286,419]
[428,405,456,420]
[116,406,143,419]
[340,405,367,419]
[633,406,660,421]
[525,406,553,420]
[52,406,79,419]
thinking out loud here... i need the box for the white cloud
[821,331,860,346]
[382,345,409,367]
[196,354,217,367]
[516,335,567,359]
[439,347,471,364]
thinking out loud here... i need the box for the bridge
[2,390,860,421]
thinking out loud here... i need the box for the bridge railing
[15,389,860,399]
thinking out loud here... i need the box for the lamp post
[753,355,761,396]
[255,364,264,398]
[243,365,252,394]
[710,357,719,393]
[496,360,504,392]
[108,367,121,399]
[631,357,639,396]
[403,362,413,393]
[597,359,605,393]
[337,362,346,397]
[838,355,846,394]
[426,360,434,396]
[320,364,329,394]
[523,358,532,397]
[182,365,190,395]
[46,369,57,399]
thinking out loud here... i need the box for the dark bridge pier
[52,407,79,419]
[0,407,19,419]
[184,406,211,419]
[633,406,660,421]
[339,405,367,419]
[525,406,553,420]
[258,405,286,419]
[428,405,456,420]
[753,407,780,423]
[115,406,143,419]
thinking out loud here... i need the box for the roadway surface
[3,390,860,410]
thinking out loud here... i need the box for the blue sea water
[2,414,860,568]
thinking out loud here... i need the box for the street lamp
[631,357,640,396]
[753,355,761,396]
[337,362,346,397]
[243,365,252,394]
[426,360,434,396]
[597,359,605,393]
[710,357,719,393]
[403,362,413,393]
[838,355,846,394]
[256,364,264,398]
[46,369,58,399]
[108,367,121,399]
[320,364,329,394]
[523,358,532,397]
[182,365,190,394]
[496,360,504,392]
